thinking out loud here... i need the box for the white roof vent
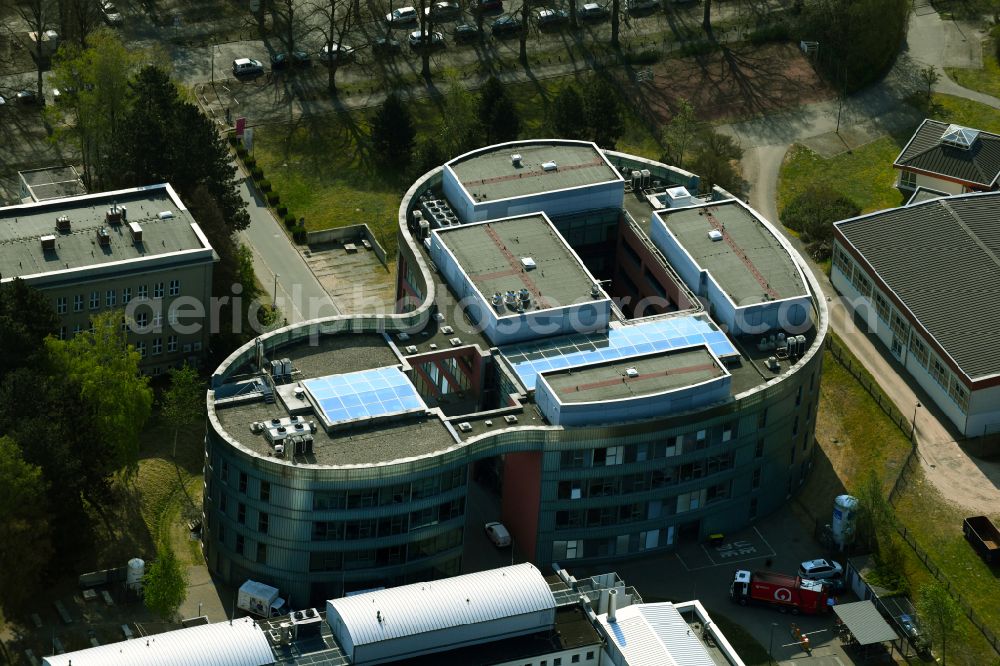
[708,229,723,241]
[511,153,522,166]
[434,312,445,322]
[458,422,473,433]
[441,325,454,334]
[626,367,639,378]
[405,345,418,354]
[541,161,558,171]
[157,211,174,220]
[504,415,518,424]
[449,337,462,347]
[398,332,410,341]
[521,257,536,270]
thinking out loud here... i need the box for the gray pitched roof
[835,191,1000,381]
[834,601,898,646]
[894,119,1000,188]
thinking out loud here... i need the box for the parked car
[101,0,124,26]
[270,51,311,68]
[535,7,569,26]
[453,22,482,42]
[578,2,608,19]
[385,6,419,25]
[491,15,521,35]
[798,558,844,581]
[319,43,355,63]
[484,521,511,547]
[626,0,659,12]
[15,89,39,105]
[372,36,402,55]
[424,1,462,20]
[232,58,264,76]
[470,0,503,11]
[408,29,445,49]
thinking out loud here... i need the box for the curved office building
[203,140,828,607]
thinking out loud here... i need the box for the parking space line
[754,525,776,556]
[675,551,694,572]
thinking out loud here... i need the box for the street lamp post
[911,401,921,439]
[273,273,279,308]
[211,43,215,86]
[768,622,778,665]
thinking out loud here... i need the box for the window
[899,169,917,189]
[260,481,270,502]
[136,341,147,358]
[795,386,802,407]
[722,424,733,442]
[153,281,164,298]
[891,312,908,340]
[873,291,890,323]
[169,279,180,296]
[138,284,148,300]
[238,472,248,493]
[237,503,246,524]
[752,467,761,489]
[135,311,149,328]
[749,497,758,519]
[152,312,163,329]
[152,367,161,377]
[554,659,562,666]
[56,296,67,314]
[106,289,116,307]
[73,323,82,336]
[257,542,267,564]
[73,294,83,312]
[930,358,948,387]
[572,656,581,664]
[789,444,796,465]
[152,337,162,356]
[167,335,177,353]
[221,460,229,482]
[58,326,66,340]
[909,335,929,368]
[833,244,853,276]
[220,493,228,512]
[792,415,799,436]
[586,652,595,661]
[850,267,872,298]
[217,522,225,544]
[122,287,132,305]
[89,290,100,310]
[948,377,970,411]
[235,534,244,555]
[755,439,764,458]
[258,512,269,534]
[757,409,767,429]
[120,316,127,332]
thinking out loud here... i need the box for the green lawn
[945,40,1000,100]
[928,92,1000,135]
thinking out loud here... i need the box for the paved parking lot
[675,526,777,572]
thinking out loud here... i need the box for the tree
[610,0,620,48]
[0,278,59,377]
[45,311,153,475]
[143,541,187,619]
[519,0,531,63]
[307,0,356,94]
[689,128,743,194]
[162,365,205,458]
[371,92,415,170]
[920,65,939,100]
[412,135,447,178]
[702,0,712,36]
[271,0,302,56]
[583,76,624,148]
[781,184,859,261]
[0,436,52,612]
[57,0,104,47]
[661,98,699,168]
[479,75,521,144]
[441,79,482,157]
[418,0,431,79]
[917,581,961,665]
[548,83,586,139]
[15,0,58,100]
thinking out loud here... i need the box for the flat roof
[0,184,210,280]
[437,215,597,314]
[542,347,725,403]
[19,165,87,201]
[659,201,806,303]
[835,191,1000,380]
[448,142,620,202]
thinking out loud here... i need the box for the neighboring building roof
[41,618,274,666]
[833,601,899,646]
[599,603,718,666]
[326,563,556,649]
[834,191,1000,380]
[18,165,87,202]
[0,184,213,284]
[894,119,1000,188]
[657,201,807,303]
[447,141,621,202]
[905,185,951,206]
[436,214,598,314]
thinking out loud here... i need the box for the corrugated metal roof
[894,118,1000,187]
[599,603,716,666]
[41,618,274,666]
[834,600,899,646]
[835,191,1000,380]
[327,563,555,648]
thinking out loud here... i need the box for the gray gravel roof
[835,191,1000,380]
[894,119,1000,188]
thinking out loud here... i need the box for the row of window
[54,280,181,314]
[519,651,595,666]
[308,527,464,571]
[312,468,466,510]
[556,452,736,500]
[560,425,735,470]
[135,338,201,358]
[311,499,465,541]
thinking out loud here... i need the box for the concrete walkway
[726,7,1000,513]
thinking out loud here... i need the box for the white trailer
[237,580,287,618]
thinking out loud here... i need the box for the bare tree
[702,0,711,36]
[15,0,59,100]
[307,0,356,93]
[518,0,530,63]
[610,0,620,48]
[569,0,577,28]
[57,0,103,47]
[418,0,429,79]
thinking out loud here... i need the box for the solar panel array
[500,316,737,390]
[303,367,425,426]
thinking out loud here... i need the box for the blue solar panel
[500,315,738,390]
[303,367,426,425]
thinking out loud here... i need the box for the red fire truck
[730,569,829,615]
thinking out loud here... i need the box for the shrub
[624,49,660,66]
[293,228,308,244]
[236,146,248,159]
[782,184,859,261]
[277,205,288,217]
[679,41,718,58]
[267,192,279,206]
[228,135,239,147]
[993,25,1000,61]
[243,156,257,170]
[257,178,271,193]
[284,213,297,229]
[748,22,790,45]
[251,166,263,181]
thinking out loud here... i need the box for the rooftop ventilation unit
[405,345,418,354]
[591,283,601,298]
[129,221,143,244]
[105,204,124,225]
[398,332,410,341]
[434,312,445,322]
[708,229,723,242]
[458,422,473,433]
[542,161,558,172]
[40,234,56,251]
[511,153,522,167]
[440,325,454,334]
[157,211,174,220]
[625,367,639,378]
[96,227,111,246]
[504,415,518,424]
[521,257,536,270]
[56,215,71,232]
[449,337,462,347]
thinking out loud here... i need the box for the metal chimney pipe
[608,588,618,623]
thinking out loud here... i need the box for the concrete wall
[307,224,388,266]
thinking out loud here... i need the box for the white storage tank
[127,558,145,592]
[831,495,859,548]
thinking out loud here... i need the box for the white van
[232,58,264,76]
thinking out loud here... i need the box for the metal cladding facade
[203,145,828,609]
